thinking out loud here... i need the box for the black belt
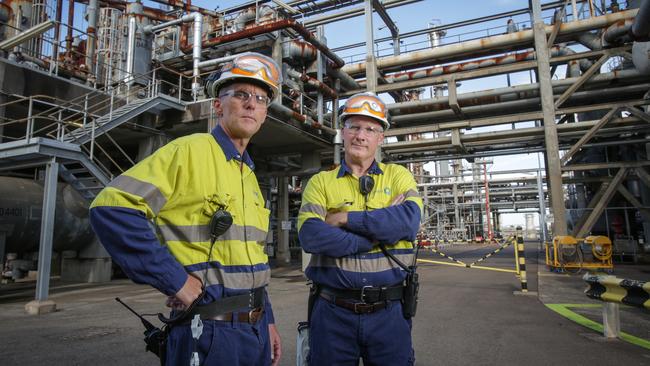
[319,284,404,303]
[187,287,265,322]
[206,307,264,324]
[318,284,404,315]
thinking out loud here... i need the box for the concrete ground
[0,242,649,365]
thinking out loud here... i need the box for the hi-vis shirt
[90,125,273,319]
[297,160,423,289]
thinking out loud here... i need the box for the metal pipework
[0,20,56,51]
[282,40,317,63]
[388,69,644,117]
[125,16,136,84]
[326,62,360,91]
[388,82,649,127]
[85,0,100,77]
[145,0,219,16]
[631,0,650,40]
[194,19,345,68]
[145,12,203,96]
[602,18,635,45]
[341,8,638,76]
[268,102,336,135]
[285,65,337,98]
[357,45,588,88]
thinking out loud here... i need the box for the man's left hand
[325,211,348,227]
[269,323,282,366]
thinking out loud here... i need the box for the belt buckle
[248,308,262,324]
[360,285,373,303]
[353,302,373,314]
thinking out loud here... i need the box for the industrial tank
[0,176,94,254]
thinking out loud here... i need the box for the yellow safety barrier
[545,235,613,273]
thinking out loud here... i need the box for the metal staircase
[1,71,189,201]
[61,94,184,145]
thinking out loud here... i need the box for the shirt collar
[337,159,383,178]
[211,124,255,170]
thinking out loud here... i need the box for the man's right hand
[173,274,203,308]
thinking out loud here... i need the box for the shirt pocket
[252,202,271,244]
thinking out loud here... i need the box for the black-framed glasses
[220,90,271,106]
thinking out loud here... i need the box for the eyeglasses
[344,122,384,136]
[220,90,271,106]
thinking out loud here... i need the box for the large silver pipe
[326,64,360,91]
[631,0,650,39]
[602,18,634,45]
[303,0,423,27]
[390,82,649,126]
[125,16,136,84]
[191,12,203,96]
[358,45,589,87]
[85,0,99,77]
[384,118,650,154]
[342,9,638,76]
[576,32,602,49]
[268,102,337,135]
[282,40,317,62]
[388,69,644,116]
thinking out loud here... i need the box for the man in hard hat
[90,53,282,365]
[297,92,423,365]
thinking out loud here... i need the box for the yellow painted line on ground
[417,259,466,267]
[546,303,650,350]
[418,259,517,273]
[469,265,517,273]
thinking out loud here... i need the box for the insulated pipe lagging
[191,12,202,95]
[144,13,203,94]
[125,16,136,84]
[631,0,650,39]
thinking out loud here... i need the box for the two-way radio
[115,297,167,364]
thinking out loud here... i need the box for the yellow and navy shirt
[89,125,274,320]
[297,160,423,289]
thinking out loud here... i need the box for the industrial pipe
[326,61,360,91]
[192,19,345,68]
[358,45,590,87]
[631,0,650,40]
[282,40,317,63]
[342,8,638,76]
[389,82,649,126]
[388,69,644,116]
[145,12,203,96]
[285,66,337,98]
[85,0,99,76]
[602,18,634,45]
[0,177,95,253]
[125,16,136,84]
[268,102,336,135]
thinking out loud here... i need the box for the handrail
[584,274,649,310]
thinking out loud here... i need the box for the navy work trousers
[308,297,414,366]
[165,310,271,365]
